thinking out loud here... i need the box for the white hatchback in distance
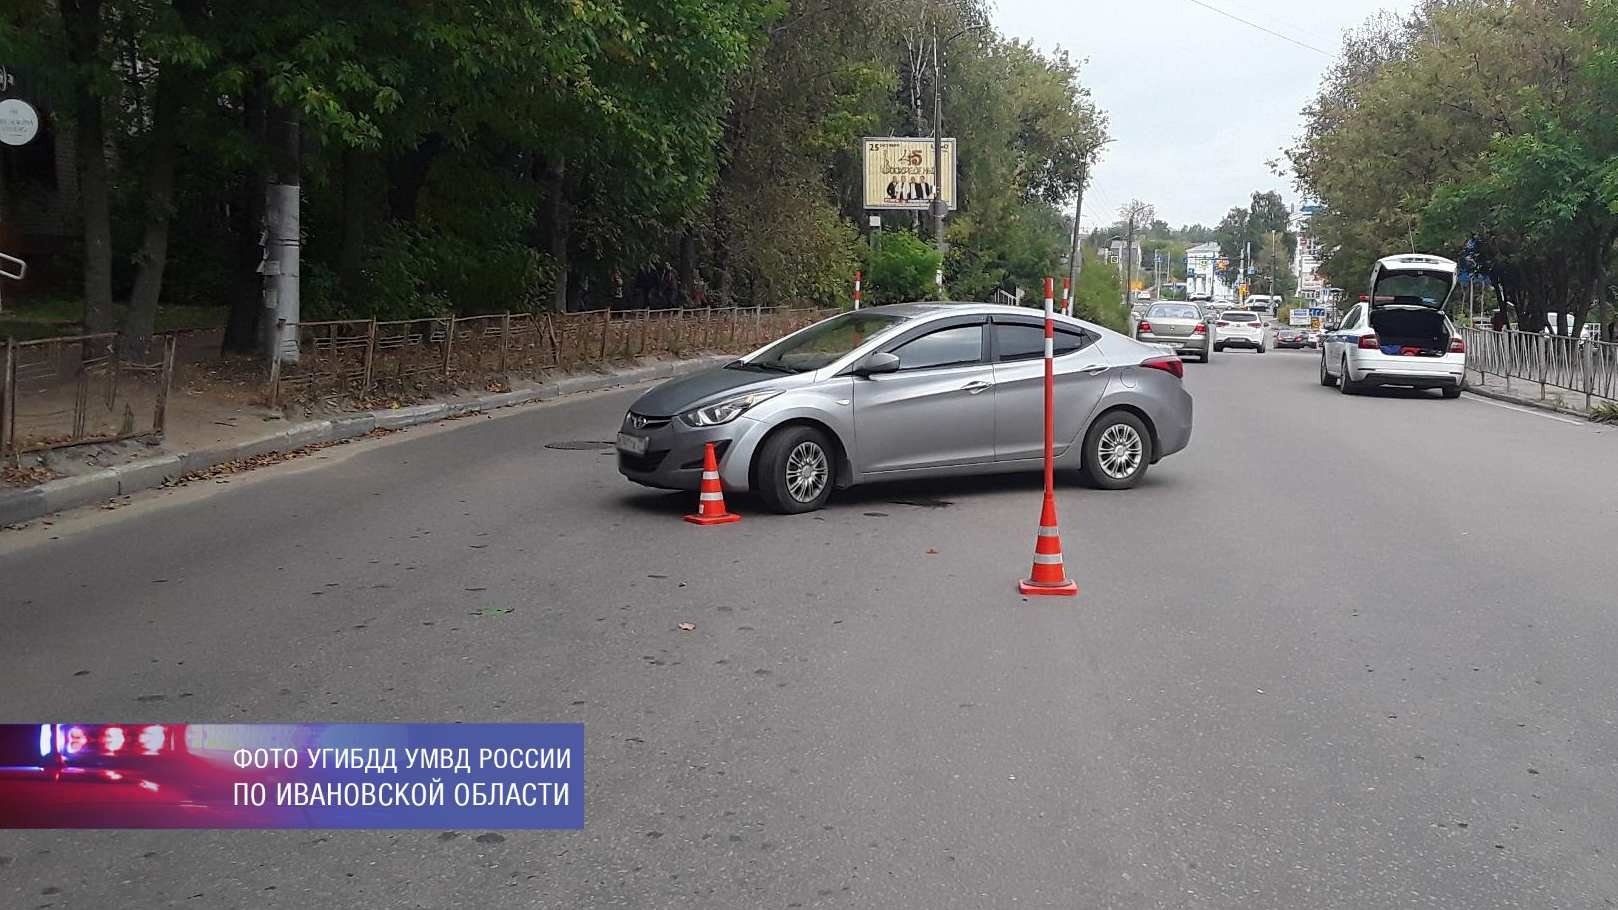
[1319,254,1466,398]
[1214,310,1266,353]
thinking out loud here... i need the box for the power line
[1181,0,1331,56]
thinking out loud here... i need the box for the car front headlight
[681,390,781,427]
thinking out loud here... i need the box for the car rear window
[1147,304,1200,320]
[1223,312,1257,321]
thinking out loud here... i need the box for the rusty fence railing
[267,306,830,407]
[1461,327,1618,409]
[1,332,177,458]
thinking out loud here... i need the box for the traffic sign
[0,98,40,147]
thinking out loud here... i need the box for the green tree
[1072,246,1127,332]
[866,231,942,305]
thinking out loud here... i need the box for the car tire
[1319,351,1336,386]
[1214,343,1224,353]
[1440,383,1462,399]
[1078,411,1152,490]
[1257,342,1267,354]
[1338,356,1360,395]
[754,425,835,514]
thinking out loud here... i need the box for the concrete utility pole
[1066,162,1086,306]
[1122,213,1137,312]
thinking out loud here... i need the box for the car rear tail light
[1216,321,1228,327]
[1141,355,1184,379]
[1450,336,1465,353]
[1194,324,1207,334]
[1248,322,1262,328]
[1358,335,1381,349]
[1136,321,1153,333]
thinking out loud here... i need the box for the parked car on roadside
[1275,327,1314,349]
[1319,254,1466,398]
[1134,302,1213,363]
[617,303,1196,512]
[1214,310,1267,353]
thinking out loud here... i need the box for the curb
[1463,379,1595,420]
[2,355,730,527]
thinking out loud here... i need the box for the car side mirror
[1324,324,1338,332]
[855,351,900,376]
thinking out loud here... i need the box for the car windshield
[1147,304,1200,320]
[738,311,906,373]
[1223,312,1257,321]
[1374,272,1452,307]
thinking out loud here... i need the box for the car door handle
[960,380,992,394]
[1081,364,1109,375]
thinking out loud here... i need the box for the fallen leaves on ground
[677,622,696,632]
[2,464,60,488]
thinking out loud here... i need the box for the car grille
[618,449,669,473]
[625,413,671,431]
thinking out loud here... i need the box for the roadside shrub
[866,231,942,305]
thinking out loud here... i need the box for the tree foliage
[1290,0,1616,337]
[1,0,1109,352]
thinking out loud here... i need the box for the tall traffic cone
[684,442,741,525]
[1018,491,1078,595]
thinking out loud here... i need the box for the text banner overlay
[0,723,583,829]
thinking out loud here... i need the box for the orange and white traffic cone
[684,442,741,526]
[1018,490,1078,596]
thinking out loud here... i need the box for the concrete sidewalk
[1463,368,1614,420]
[0,354,727,527]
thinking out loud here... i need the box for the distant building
[1294,215,1325,300]
[1184,242,1233,300]
[1107,237,1141,274]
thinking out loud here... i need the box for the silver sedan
[1134,302,1213,362]
[617,303,1195,513]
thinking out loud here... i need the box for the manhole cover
[545,440,616,450]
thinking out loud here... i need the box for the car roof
[857,301,1089,323]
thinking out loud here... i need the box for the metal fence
[1,333,177,457]
[268,305,830,407]
[1461,327,1618,408]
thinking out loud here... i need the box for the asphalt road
[3,347,1616,909]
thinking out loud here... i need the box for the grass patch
[1590,400,1618,424]
[1,298,227,341]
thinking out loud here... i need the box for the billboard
[863,137,957,212]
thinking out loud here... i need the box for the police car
[1319,254,1466,398]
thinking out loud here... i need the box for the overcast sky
[993,0,1412,231]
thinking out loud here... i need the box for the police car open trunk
[1367,254,1458,355]
[1369,306,1450,354]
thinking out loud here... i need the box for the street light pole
[930,23,985,296]
[932,31,945,293]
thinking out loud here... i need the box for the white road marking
[1462,393,1586,425]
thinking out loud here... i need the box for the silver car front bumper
[615,412,773,492]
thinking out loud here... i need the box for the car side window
[890,324,984,371]
[1345,305,1364,329]
[993,323,1093,362]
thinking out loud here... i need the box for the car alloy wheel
[1079,411,1152,490]
[755,424,836,514]
[1097,424,1143,480]
[785,441,829,503]
[1319,351,1336,386]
